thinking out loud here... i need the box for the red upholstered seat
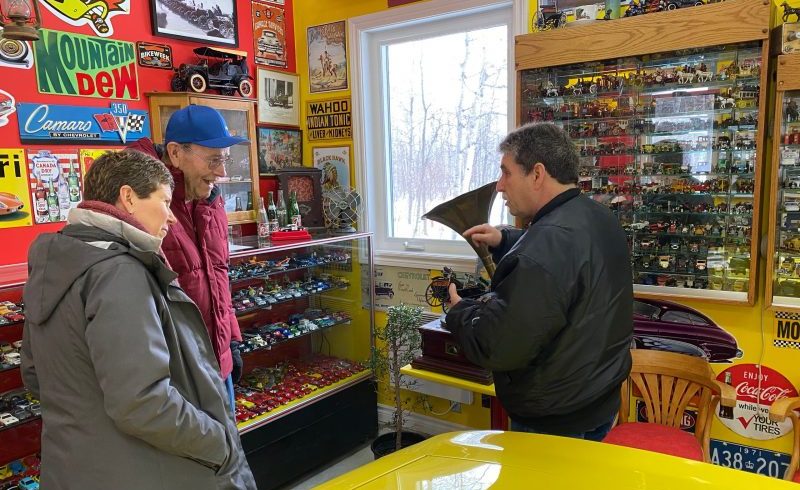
[604,423,704,461]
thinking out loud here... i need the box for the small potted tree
[369,303,427,458]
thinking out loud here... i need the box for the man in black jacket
[446,122,633,441]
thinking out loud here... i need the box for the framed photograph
[258,127,302,174]
[150,0,239,47]
[307,21,348,93]
[313,146,351,191]
[257,69,300,126]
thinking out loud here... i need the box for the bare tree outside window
[385,25,510,241]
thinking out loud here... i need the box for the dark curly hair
[83,150,174,204]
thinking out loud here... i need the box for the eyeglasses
[181,145,232,170]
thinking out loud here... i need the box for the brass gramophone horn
[422,181,498,277]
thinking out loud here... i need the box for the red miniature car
[0,193,24,216]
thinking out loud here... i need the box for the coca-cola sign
[716,364,798,440]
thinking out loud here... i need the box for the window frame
[349,0,527,270]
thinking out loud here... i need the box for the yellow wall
[294,0,491,430]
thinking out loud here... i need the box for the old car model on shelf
[171,47,254,97]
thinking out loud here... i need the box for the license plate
[710,439,790,478]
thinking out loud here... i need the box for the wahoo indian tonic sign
[306,98,352,141]
[34,29,139,100]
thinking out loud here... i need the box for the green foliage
[370,303,424,450]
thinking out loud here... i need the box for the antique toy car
[0,192,24,216]
[0,412,18,426]
[171,47,254,97]
[534,0,567,30]
[633,298,743,362]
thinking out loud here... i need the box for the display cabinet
[228,232,377,490]
[0,281,42,488]
[515,0,770,304]
[767,55,800,309]
[146,92,260,225]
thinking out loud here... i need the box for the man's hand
[463,224,502,248]
[447,283,462,308]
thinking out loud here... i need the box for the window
[351,0,522,269]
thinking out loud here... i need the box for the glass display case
[147,92,260,225]
[768,55,800,309]
[229,233,377,490]
[515,0,769,303]
[227,233,375,431]
[0,281,43,487]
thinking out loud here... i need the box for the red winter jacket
[127,138,241,379]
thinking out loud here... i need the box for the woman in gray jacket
[21,150,256,490]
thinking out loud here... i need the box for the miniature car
[633,298,743,362]
[0,412,18,426]
[375,285,395,298]
[18,476,40,490]
[661,0,705,10]
[0,192,24,215]
[171,47,254,97]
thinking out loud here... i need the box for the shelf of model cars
[0,454,41,488]
[235,356,371,434]
[229,255,352,284]
[0,302,24,327]
[0,389,40,433]
[240,313,352,355]
[233,280,350,318]
[216,179,254,184]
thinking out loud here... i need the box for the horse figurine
[695,70,713,82]
[783,1,800,22]
[676,69,695,84]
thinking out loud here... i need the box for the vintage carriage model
[171,47,254,97]
[534,0,567,31]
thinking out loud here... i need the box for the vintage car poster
[257,69,299,126]
[0,149,33,229]
[0,89,16,128]
[313,146,350,191]
[33,29,140,100]
[252,1,287,68]
[39,0,130,38]
[361,266,433,310]
[80,149,111,174]
[306,97,351,141]
[27,149,82,224]
[307,21,348,93]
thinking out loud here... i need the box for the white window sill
[373,250,483,273]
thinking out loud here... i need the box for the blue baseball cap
[165,104,249,148]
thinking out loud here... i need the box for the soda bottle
[46,179,60,222]
[67,159,81,202]
[34,179,48,223]
[246,191,253,211]
[267,191,279,232]
[235,196,243,212]
[276,188,288,228]
[289,190,302,228]
[257,197,270,246]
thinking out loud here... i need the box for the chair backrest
[769,397,800,480]
[619,349,722,452]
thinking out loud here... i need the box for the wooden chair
[603,349,736,462]
[769,397,800,482]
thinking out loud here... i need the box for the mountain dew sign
[34,29,139,100]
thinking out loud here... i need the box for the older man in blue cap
[128,104,247,411]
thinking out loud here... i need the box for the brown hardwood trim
[515,0,770,71]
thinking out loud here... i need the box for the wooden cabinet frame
[146,92,260,225]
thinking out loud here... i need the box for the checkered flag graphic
[774,339,800,350]
[126,114,145,133]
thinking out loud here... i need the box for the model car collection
[234,355,366,424]
[0,301,24,326]
[228,252,351,282]
[240,311,352,354]
[231,276,349,314]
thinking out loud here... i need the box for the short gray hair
[498,123,579,184]
[84,150,174,204]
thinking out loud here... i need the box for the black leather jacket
[446,189,633,433]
